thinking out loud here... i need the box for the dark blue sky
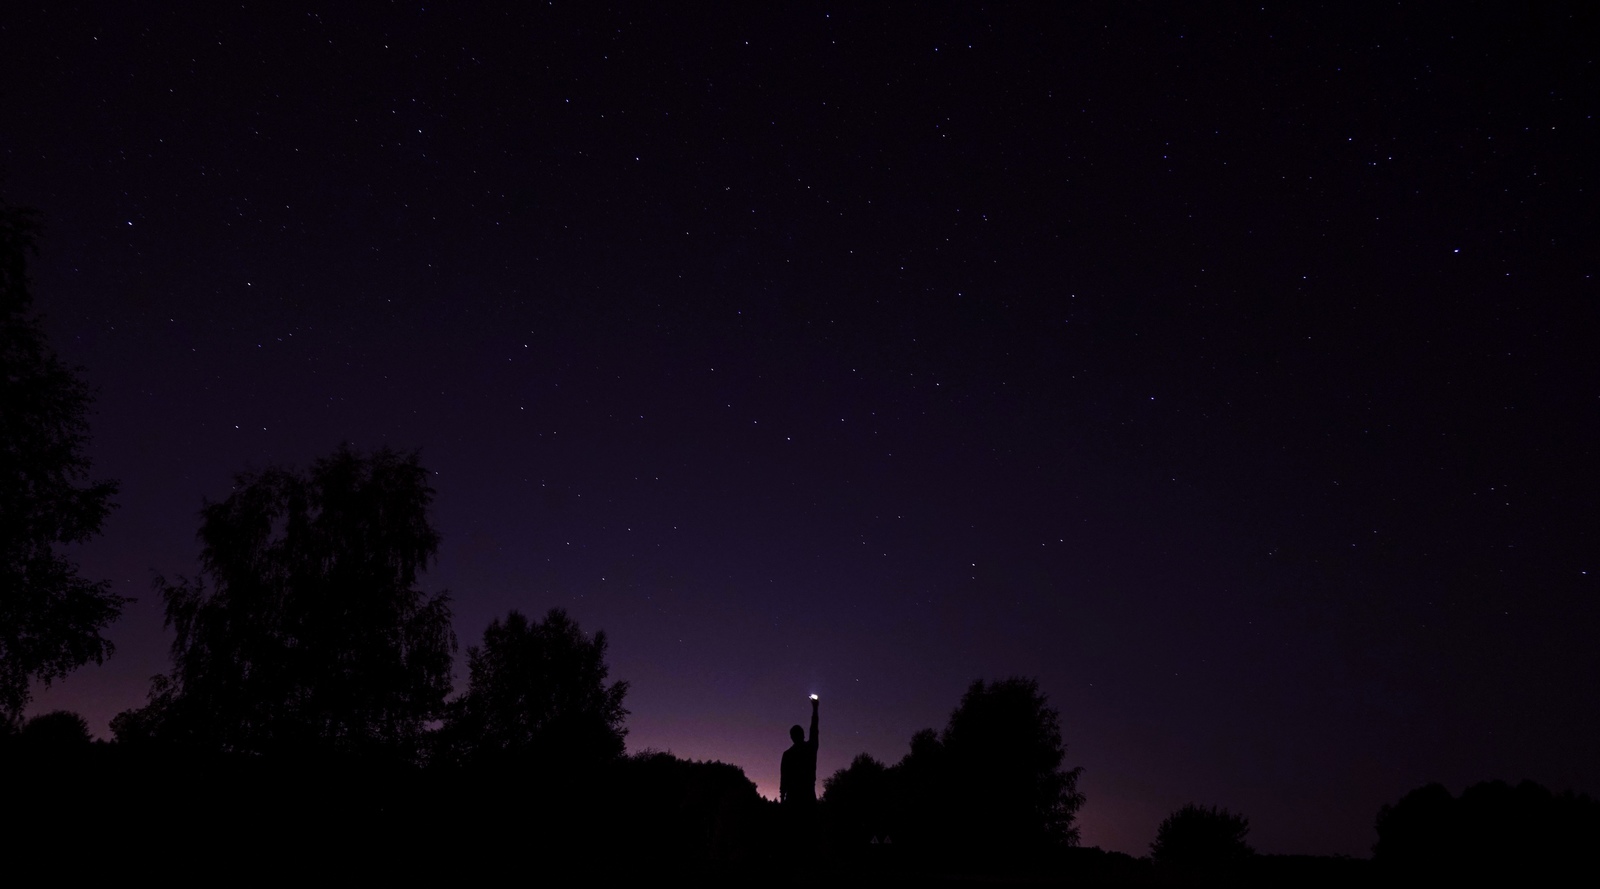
[4,2,1596,856]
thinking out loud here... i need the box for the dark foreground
[3,742,1568,887]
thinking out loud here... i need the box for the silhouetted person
[780,695,820,807]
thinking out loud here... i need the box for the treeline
[1374,779,1600,883]
[5,719,771,880]
[0,445,768,876]
[2,427,1596,881]
[13,706,1597,886]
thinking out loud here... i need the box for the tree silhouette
[615,751,768,863]
[823,752,892,845]
[112,446,455,760]
[941,677,1085,852]
[888,727,948,849]
[1150,803,1254,875]
[443,607,629,766]
[1373,782,1456,869]
[0,202,123,727]
[883,677,1084,858]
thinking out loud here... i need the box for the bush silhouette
[18,709,93,748]
[1150,803,1253,874]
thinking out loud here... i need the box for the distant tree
[885,677,1084,857]
[823,752,892,845]
[1375,780,1600,882]
[941,677,1085,851]
[890,727,949,848]
[107,674,176,746]
[1150,803,1254,874]
[617,751,767,862]
[0,202,123,728]
[444,607,629,766]
[113,446,455,760]
[1373,782,1456,869]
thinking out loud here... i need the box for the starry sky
[4,2,1597,857]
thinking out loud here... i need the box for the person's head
[790,724,805,744]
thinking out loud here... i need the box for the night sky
[4,2,1597,857]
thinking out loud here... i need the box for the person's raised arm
[809,695,820,747]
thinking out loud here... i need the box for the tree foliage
[444,607,629,766]
[1150,803,1254,872]
[0,202,123,727]
[113,446,455,759]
